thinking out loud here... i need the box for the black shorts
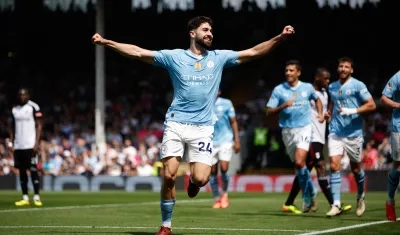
[14,149,38,169]
[306,142,324,168]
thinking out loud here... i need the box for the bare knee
[219,161,229,173]
[316,161,327,176]
[162,156,181,188]
[294,149,307,169]
[210,164,218,176]
[191,162,211,187]
[330,156,341,172]
[350,161,361,173]
[191,173,210,187]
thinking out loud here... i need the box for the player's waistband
[281,124,312,131]
[166,120,213,127]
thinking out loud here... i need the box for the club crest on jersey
[338,90,342,96]
[207,60,214,68]
[293,92,297,98]
[301,91,307,97]
[194,62,202,70]
[346,90,351,95]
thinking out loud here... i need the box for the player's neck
[339,76,351,85]
[189,43,208,56]
[314,84,322,91]
[287,80,299,87]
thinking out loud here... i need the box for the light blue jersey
[328,77,371,137]
[213,97,236,147]
[267,81,318,128]
[382,71,400,132]
[153,49,239,126]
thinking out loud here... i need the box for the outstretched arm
[92,33,154,64]
[237,26,295,64]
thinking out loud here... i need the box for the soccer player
[8,88,43,206]
[92,16,294,235]
[210,88,240,209]
[282,68,352,214]
[267,60,324,212]
[380,70,400,221]
[324,57,376,217]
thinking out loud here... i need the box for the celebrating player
[92,16,295,235]
[267,60,323,212]
[210,88,240,209]
[282,68,352,214]
[380,70,400,221]
[325,57,376,217]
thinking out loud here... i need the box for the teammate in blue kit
[267,60,324,212]
[380,70,400,221]
[92,16,295,235]
[210,89,240,209]
[324,57,376,217]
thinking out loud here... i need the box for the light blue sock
[387,167,400,204]
[330,171,341,206]
[210,175,220,200]
[221,172,230,193]
[160,199,175,227]
[296,166,311,203]
[354,169,365,199]
[308,176,316,197]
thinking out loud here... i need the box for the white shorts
[281,125,312,161]
[328,134,363,163]
[160,121,214,166]
[390,132,400,161]
[211,142,233,165]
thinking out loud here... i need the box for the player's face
[318,71,330,88]
[193,23,213,49]
[285,65,300,83]
[337,61,353,80]
[18,90,29,104]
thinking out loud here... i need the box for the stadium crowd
[0,72,394,176]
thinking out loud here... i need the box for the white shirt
[12,100,41,150]
[310,89,328,144]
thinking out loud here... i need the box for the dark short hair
[285,60,302,72]
[187,16,213,32]
[338,56,354,68]
[315,67,330,77]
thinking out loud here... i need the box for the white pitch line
[0,199,212,213]
[0,197,272,213]
[0,225,311,232]
[296,218,400,235]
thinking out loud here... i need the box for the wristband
[340,108,357,116]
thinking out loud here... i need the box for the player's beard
[195,36,212,50]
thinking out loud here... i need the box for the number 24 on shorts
[198,142,212,153]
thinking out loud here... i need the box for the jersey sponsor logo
[181,74,215,86]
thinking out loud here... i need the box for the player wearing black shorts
[282,68,351,214]
[9,88,43,206]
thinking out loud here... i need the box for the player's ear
[189,30,195,39]
[350,68,354,74]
